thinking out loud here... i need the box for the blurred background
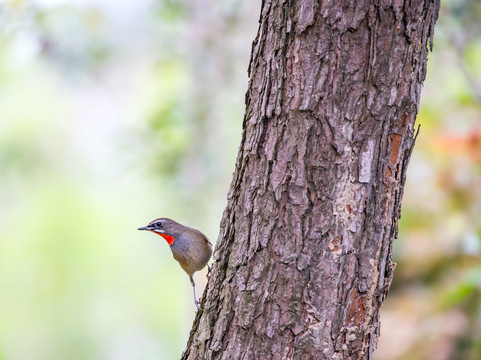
[0,0,479,359]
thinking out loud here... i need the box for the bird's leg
[190,276,201,310]
[206,264,212,279]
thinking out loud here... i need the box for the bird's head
[137,218,179,245]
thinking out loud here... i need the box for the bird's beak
[137,226,150,231]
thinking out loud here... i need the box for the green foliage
[441,267,481,310]
[145,61,191,177]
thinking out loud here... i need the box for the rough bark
[182,1,440,359]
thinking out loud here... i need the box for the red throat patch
[158,233,175,245]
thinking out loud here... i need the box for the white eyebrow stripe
[149,219,163,226]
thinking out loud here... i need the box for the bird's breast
[170,232,212,274]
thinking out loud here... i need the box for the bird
[138,218,212,309]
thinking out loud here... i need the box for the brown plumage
[138,218,212,309]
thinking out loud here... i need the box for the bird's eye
[155,222,162,228]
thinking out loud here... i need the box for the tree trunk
[182,1,440,359]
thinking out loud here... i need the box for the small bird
[138,218,212,309]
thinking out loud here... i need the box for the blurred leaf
[156,0,189,22]
[33,5,111,74]
[433,129,481,161]
[442,282,477,310]
[142,61,193,178]
[440,267,481,310]
[398,209,436,231]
